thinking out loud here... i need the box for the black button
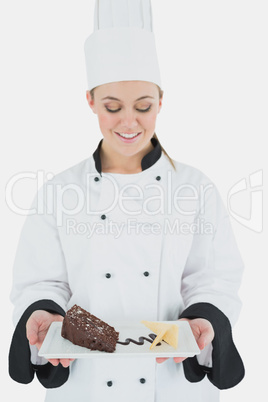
[156,176,161,181]
[94,177,100,182]
[140,378,146,384]
[101,214,106,220]
[143,271,150,277]
[107,381,113,387]
[105,273,111,279]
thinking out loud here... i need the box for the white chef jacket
[9,139,244,401]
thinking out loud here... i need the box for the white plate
[38,321,200,359]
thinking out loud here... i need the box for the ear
[86,90,97,114]
[158,91,164,114]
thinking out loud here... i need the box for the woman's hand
[156,318,214,364]
[26,310,74,368]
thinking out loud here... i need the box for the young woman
[9,1,244,401]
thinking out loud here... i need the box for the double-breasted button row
[94,176,161,182]
[105,272,150,278]
[95,174,161,220]
[106,378,146,387]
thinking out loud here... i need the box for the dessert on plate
[141,320,179,349]
[61,305,119,353]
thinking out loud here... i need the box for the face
[86,81,163,159]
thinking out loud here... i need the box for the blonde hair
[89,84,176,171]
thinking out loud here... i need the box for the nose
[120,108,139,130]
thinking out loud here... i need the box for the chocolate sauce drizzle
[117,334,161,346]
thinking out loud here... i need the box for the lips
[114,131,142,143]
[115,132,141,139]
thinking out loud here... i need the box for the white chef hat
[84,0,162,91]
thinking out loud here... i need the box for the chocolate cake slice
[61,305,119,353]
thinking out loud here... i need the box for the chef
[9,1,245,401]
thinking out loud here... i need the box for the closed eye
[137,106,152,113]
[105,107,121,113]
[105,105,152,113]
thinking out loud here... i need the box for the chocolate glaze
[117,334,161,346]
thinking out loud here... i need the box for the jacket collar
[93,137,162,176]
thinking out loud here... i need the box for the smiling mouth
[115,132,142,139]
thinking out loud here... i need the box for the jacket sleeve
[180,183,245,389]
[10,186,71,324]
[9,185,71,387]
[179,303,245,389]
[8,300,69,388]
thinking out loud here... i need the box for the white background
[1,1,267,400]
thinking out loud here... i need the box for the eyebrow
[101,95,155,102]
